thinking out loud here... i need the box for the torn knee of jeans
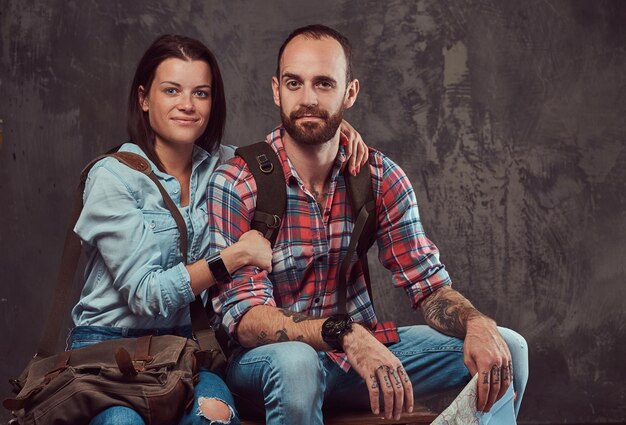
[196,397,234,424]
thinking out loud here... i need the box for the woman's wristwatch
[206,252,232,284]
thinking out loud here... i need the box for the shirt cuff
[161,263,196,313]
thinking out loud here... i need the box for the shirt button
[173,188,180,194]
[150,221,156,229]
[314,298,321,304]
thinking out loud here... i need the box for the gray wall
[1,0,625,423]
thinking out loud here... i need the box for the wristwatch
[206,252,231,284]
[321,314,353,352]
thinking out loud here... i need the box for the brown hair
[276,24,353,84]
[127,34,226,170]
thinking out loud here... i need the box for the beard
[281,104,345,146]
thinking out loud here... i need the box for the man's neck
[282,130,340,193]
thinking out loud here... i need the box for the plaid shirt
[207,127,451,371]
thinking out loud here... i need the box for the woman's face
[140,58,212,149]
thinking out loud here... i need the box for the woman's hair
[127,34,226,169]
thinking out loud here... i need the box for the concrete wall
[1,0,625,423]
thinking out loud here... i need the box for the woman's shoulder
[83,143,151,193]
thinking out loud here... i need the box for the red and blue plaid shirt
[207,127,451,371]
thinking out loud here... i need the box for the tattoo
[256,331,270,346]
[491,365,501,384]
[390,369,402,388]
[503,361,513,381]
[255,328,302,346]
[383,374,392,388]
[370,375,378,389]
[420,288,481,338]
[280,309,314,323]
[276,328,290,342]
[482,371,489,385]
[398,367,410,383]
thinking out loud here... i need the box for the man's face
[273,35,358,146]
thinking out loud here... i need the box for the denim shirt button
[150,221,156,229]
[173,188,180,194]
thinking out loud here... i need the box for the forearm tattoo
[280,308,315,323]
[421,289,479,338]
[255,327,305,346]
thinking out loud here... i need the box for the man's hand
[463,316,513,413]
[342,324,413,420]
[419,286,514,413]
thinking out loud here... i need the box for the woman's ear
[138,86,149,112]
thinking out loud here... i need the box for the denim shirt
[71,142,236,329]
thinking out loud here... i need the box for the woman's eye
[164,88,178,95]
[194,90,210,98]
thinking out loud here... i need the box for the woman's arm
[187,230,272,296]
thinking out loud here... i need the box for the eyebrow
[281,73,338,85]
[159,81,212,89]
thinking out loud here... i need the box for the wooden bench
[240,403,438,424]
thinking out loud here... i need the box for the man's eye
[318,81,333,89]
[286,81,300,89]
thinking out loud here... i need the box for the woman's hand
[340,119,369,176]
[235,230,273,273]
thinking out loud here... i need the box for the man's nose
[300,84,318,107]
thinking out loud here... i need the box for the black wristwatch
[321,314,353,352]
[206,252,231,284]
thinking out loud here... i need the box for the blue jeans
[69,326,239,425]
[226,325,528,425]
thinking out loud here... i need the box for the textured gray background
[1,0,625,423]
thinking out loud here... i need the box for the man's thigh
[225,341,326,417]
[324,325,471,410]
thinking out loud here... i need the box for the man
[207,25,528,424]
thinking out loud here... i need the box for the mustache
[289,106,329,120]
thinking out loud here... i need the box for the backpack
[235,142,378,313]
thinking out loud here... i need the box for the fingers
[376,365,395,419]
[497,361,513,400]
[486,364,501,411]
[357,139,368,167]
[367,373,381,415]
[398,366,414,414]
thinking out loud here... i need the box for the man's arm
[420,286,513,413]
[236,305,414,421]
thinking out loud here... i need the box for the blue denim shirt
[71,142,236,329]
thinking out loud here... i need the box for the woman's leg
[179,369,239,425]
[89,406,145,425]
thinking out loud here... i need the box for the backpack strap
[337,163,378,314]
[36,151,211,359]
[235,142,287,247]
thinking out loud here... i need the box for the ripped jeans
[68,325,240,425]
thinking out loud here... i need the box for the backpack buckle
[256,154,274,174]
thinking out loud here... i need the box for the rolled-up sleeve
[207,161,276,336]
[374,154,452,308]
[75,162,195,317]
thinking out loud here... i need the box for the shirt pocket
[270,243,315,305]
[143,210,181,267]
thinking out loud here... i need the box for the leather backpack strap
[235,142,287,247]
[337,160,378,314]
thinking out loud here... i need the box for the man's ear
[139,86,149,112]
[343,79,359,110]
[272,76,280,107]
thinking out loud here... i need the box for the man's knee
[263,342,323,387]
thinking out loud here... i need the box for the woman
[69,34,368,425]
